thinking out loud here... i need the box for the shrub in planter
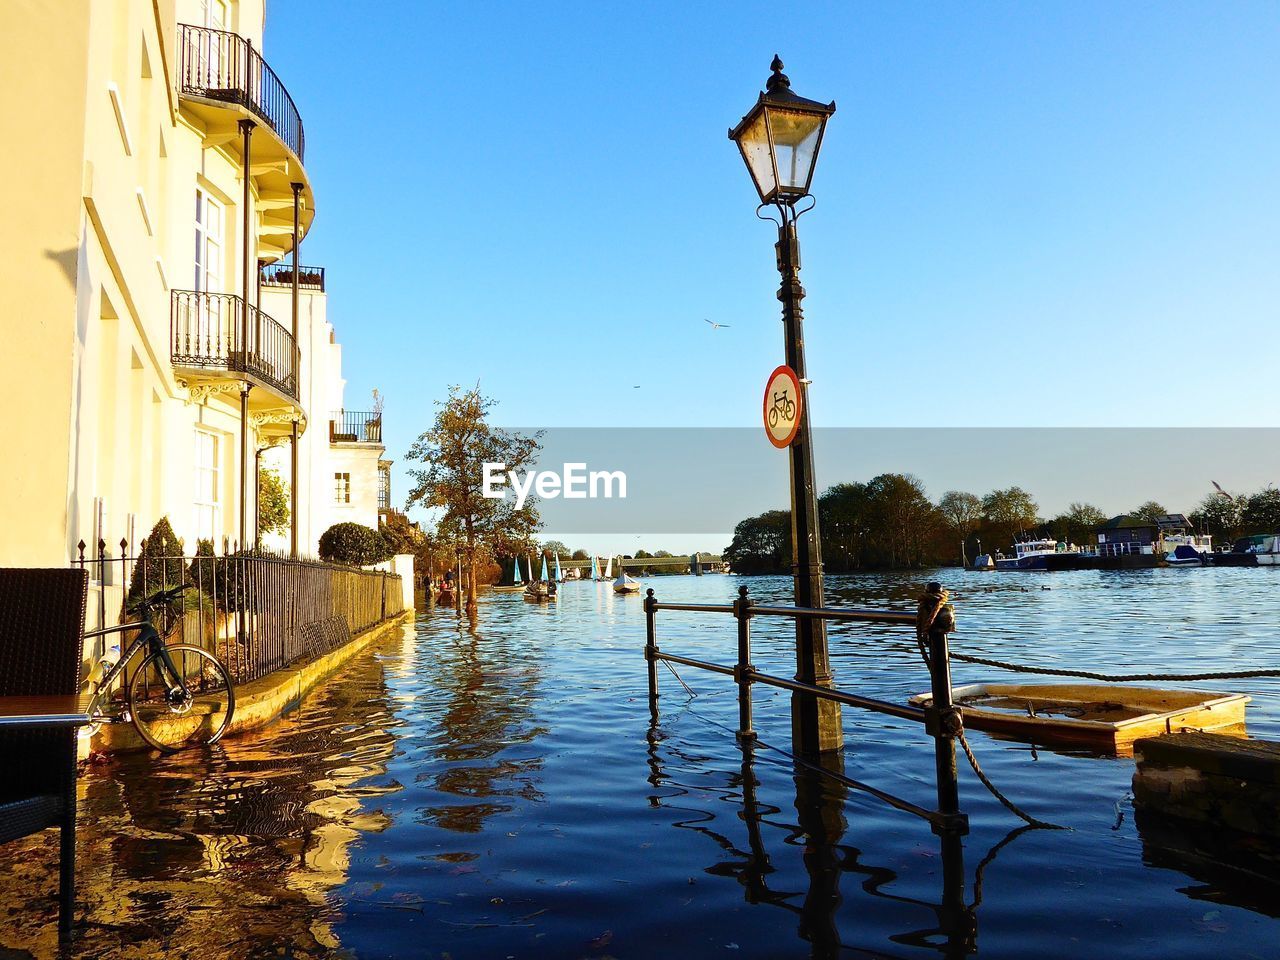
[319,522,393,566]
[126,517,190,608]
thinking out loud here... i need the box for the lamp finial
[767,55,790,93]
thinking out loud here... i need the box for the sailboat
[602,556,614,580]
[494,555,525,593]
[554,554,563,582]
[589,555,601,581]
[524,553,558,603]
[613,555,641,594]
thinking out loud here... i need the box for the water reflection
[646,714,978,957]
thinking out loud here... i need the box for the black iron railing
[171,290,300,400]
[177,23,305,161]
[260,262,325,291]
[330,410,383,444]
[76,538,404,687]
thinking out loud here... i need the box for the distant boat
[603,556,613,579]
[493,556,525,592]
[524,579,558,603]
[589,555,600,580]
[554,554,563,581]
[970,554,995,571]
[613,557,641,594]
[539,554,549,581]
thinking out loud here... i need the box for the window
[194,189,223,293]
[377,466,391,510]
[335,472,351,505]
[194,430,221,542]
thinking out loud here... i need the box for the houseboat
[995,539,1082,571]
[1079,516,1160,569]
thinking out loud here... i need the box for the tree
[1130,501,1169,525]
[937,491,983,567]
[1243,486,1280,535]
[541,540,571,559]
[319,522,393,566]
[405,386,542,612]
[257,466,290,537]
[981,486,1039,552]
[865,473,939,568]
[723,509,791,574]
[819,482,870,571]
[1049,502,1106,547]
[1188,491,1245,544]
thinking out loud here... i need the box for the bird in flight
[704,319,731,330]
[1211,481,1232,499]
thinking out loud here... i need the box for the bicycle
[768,388,796,429]
[83,583,236,752]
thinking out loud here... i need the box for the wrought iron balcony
[260,262,325,291]
[330,411,383,444]
[171,290,299,400]
[177,23,305,161]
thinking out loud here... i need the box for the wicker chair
[0,568,88,940]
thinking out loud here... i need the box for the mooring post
[734,585,756,742]
[644,588,659,706]
[925,585,967,837]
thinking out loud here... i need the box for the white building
[0,0,387,569]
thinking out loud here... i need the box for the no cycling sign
[763,364,802,449]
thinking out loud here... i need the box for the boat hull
[1078,553,1160,570]
[1211,552,1259,567]
[995,553,1082,571]
[910,682,1249,754]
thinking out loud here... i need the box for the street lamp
[730,56,841,755]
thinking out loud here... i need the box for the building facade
[0,0,386,568]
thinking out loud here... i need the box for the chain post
[644,588,659,707]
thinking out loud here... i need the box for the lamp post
[730,56,841,755]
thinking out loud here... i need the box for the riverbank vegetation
[723,475,1280,572]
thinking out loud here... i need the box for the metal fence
[330,410,383,443]
[177,23,306,161]
[260,263,326,291]
[75,537,404,687]
[171,290,300,400]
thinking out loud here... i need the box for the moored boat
[995,539,1082,571]
[910,682,1249,753]
[493,556,526,592]
[613,559,641,594]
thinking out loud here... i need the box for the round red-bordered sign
[763,364,803,449]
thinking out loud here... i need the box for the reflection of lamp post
[730,56,840,754]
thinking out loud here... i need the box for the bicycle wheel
[128,644,235,752]
[769,407,779,428]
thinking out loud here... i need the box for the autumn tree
[723,509,791,574]
[405,386,541,612]
[937,490,983,567]
[1188,491,1245,544]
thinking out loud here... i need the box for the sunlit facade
[0,0,385,569]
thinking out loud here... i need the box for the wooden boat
[523,581,558,603]
[612,569,641,594]
[909,682,1249,753]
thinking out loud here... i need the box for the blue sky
[266,2,1278,543]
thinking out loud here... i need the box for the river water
[2,569,1279,958]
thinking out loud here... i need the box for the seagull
[704,319,731,330]
[633,385,641,389]
[1212,481,1232,499]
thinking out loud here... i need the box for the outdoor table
[0,695,94,728]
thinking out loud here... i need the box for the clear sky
[265,2,1279,547]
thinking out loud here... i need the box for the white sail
[603,556,613,578]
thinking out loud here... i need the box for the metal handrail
[260,262,325,291]
[329,410,383,443]
[645,585,967,835]
[177,23,305,161]
[170,290,299,400]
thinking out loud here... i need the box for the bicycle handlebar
[128,583,191,614]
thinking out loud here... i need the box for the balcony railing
[330,411,383,444]
[171,290,300,400]
[260,262,326,291]
[178,23,305,161]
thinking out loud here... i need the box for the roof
[1098,515,1157,531]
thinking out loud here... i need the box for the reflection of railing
[644,585,968,835]
[177,23,305,161]
[260,262,325,291]
[330,410,382,444]
[170,290,299,400]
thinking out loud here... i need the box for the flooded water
[2,569,1279,958]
